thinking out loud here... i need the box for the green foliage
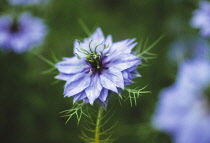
[80,107,117,143]
[60,102,91,125]
[136,35,164,63]
[60,103,118,143]
[33,52,59,74]
[78,19,92,37]
[123,85,151,107]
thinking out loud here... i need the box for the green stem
[94,107,104,143]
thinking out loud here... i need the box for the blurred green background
[0,0,200,142]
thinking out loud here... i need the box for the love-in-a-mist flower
[168,37,210,63]
[152,58,210,143]
[176,59,210,91]
[175,98,210,143]
[56,28,141,107]
[0,12,47,53]
[9,0,49,5]
[190,1,210,37]
[152,85,200,133]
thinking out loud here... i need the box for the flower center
[86,53,102,70]
[75,40,109,73]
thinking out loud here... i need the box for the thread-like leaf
[136,35,163,63]
[60,102,91,125]
[124,85,151,106]
[80,107,117,143]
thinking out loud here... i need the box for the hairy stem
[94,107,104,143]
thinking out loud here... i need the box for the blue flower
[55,28,141,107]
[152,58,210,143]
[191,1,210,37]
[152,85,199,134]
[176,59,210,91]
[175,99,210,143]
[9,0,49,5]
[168,37,210,63]
[0,12,48,53]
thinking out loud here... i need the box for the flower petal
[100,74,118,93]
[122,71,134,85]
[99,88,109,102]
[91,28,105,44]
[65,73,91,97]
[56,57,90,74]
[109,39,137,54]
[73,91,87,103]
[55,73,71,81]
[85,74,103,105]
[105,35,112,46]
[105,53,141,71]
[102,67,124,89]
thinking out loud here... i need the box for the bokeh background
[0,0,209,143]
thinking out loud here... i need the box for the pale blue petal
[55,73,71,81]
[56,57,90,74]
[90,28,105,44]
[123,39,138,53]
[109,38,137,54]
[131,70,141,78]
[73,91,87,103]
[65,73,91,97]
[125,68,141,80]
[99,88,109,102]
[85,74,103,105]
[100,74,118,93]
[105,35,112,46]
[101,67,124,89]
[109,40,127,53]
[126,38,136,45]
[102,35,112,53]
[105,53,141,71]
[122,71,134,85]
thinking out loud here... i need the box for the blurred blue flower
[175,98,210,143]
[0,12,47,53]
[176,59,210,91]
[168,37,210,64]
[9,0,48,5]
[55,28,141,107]
[152,58,210,143]
[191,1,210,37]
[152,85,198,134]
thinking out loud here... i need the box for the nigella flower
[152,58,210,143]
[9,0,49,5]
[176,59,210,91]
[190,1,210,37]
[0,12,47,53]
[168,37,210,63]
[152,85,199,134]
[175,98,210,143]
[55,28,141,107]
